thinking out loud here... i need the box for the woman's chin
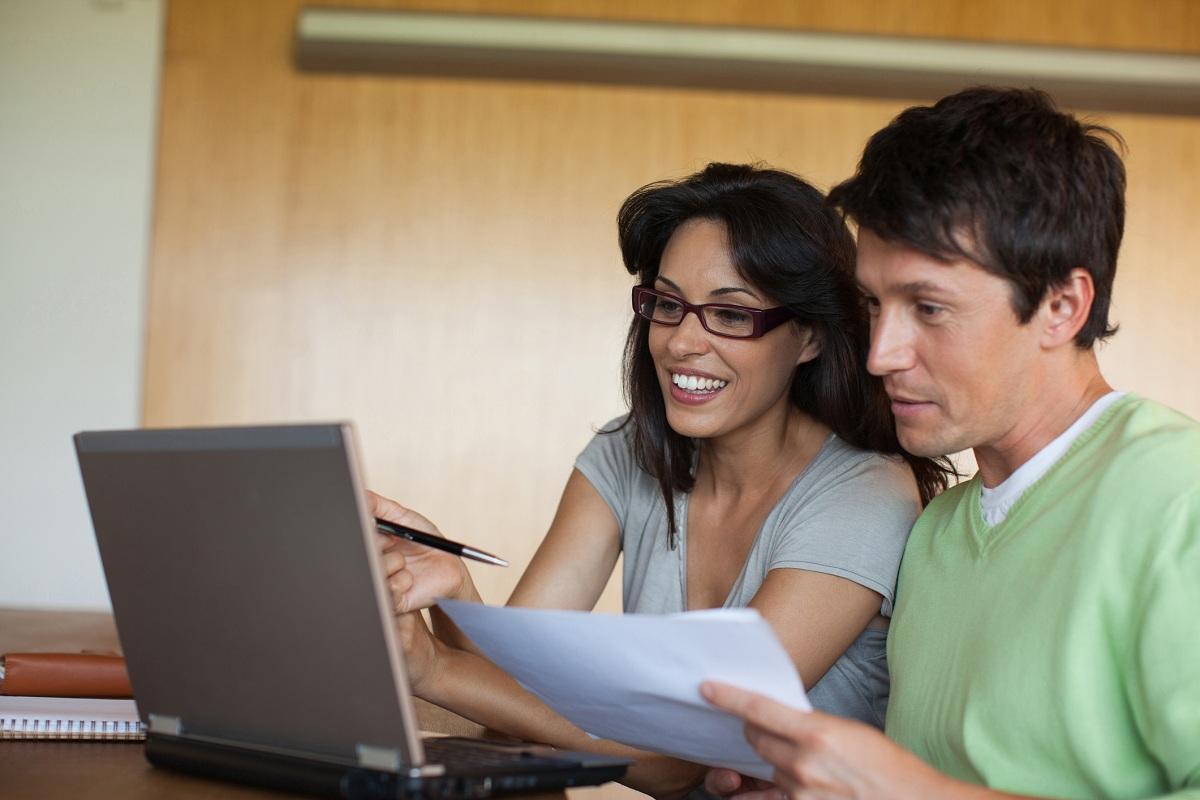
[664,405,722,440]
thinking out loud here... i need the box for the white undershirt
[978,391,1126,526]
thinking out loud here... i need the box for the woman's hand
[394,609,443,696]
[369,490,472,613]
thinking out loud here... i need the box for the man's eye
[916,303,943,317]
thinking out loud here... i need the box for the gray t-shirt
[574,418,921,727]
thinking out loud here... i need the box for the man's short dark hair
[828,86,1126,347]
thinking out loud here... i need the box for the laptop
[75,423,629,799]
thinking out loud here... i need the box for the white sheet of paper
[438,599,811,779]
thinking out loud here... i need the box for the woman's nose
[666,310,712,357]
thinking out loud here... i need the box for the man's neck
[974,353,1113,488]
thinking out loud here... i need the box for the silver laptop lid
[75,423,425,768]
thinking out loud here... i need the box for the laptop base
[146,732,630,799]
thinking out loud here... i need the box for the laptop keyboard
[422,737,573,770]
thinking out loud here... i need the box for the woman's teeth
[672,373,728,392]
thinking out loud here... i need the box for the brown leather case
[1,653,133,698]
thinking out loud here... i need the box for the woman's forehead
[658,220,763,300]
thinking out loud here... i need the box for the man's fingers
[730,787,787,800]
[704,769,784,800]
[743,725,805,775]
[704,768,743,795]
[702,682,814,739]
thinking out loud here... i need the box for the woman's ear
[795,327,822,366]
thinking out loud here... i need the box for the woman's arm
[381,471,710,796]
[401,587,707,798]
[748,569,884,690]
[432,643,706,796]
[507,468,623,608]
[426,467,623,650]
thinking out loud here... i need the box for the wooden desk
[0,609,565,800]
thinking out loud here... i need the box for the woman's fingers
[367,490,442,536]
[380,545,407,576]
[388,570,415,608]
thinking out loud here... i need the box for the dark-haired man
[702,87,1200,799]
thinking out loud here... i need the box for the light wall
[0,0,163,609]
[142,0,1200,625]
[4,1,1199,617]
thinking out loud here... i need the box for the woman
[372,163,950,796]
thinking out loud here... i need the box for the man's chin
[896,422,959,459]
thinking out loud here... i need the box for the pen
[374,518,509,567]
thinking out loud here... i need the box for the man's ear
[1039,268,1095,348]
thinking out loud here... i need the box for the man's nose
[866,310,916,376]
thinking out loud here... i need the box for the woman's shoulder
[803,435,920,498]
[574,414,644,486]
[578,414,635,457]
[766,435,921,541]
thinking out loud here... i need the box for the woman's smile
[668,370,730,405]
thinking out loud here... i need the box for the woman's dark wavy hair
[615,163,953,545]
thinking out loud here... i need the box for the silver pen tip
[461,547,508,567]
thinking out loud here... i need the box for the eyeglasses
[631,286,796,340]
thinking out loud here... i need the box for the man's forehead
[854,231,988,293]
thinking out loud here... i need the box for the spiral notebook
[0,696,144,741]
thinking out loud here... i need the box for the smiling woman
[368,163,953,797]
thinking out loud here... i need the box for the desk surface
[0,608,565,800]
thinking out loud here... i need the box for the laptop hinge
[148,714,183,736]
[356,744,401,771]
[356,745,445,777]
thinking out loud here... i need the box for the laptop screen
[76,424,424,766]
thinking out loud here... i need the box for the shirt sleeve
[572,416,636,531]
[1132,487,1200,798]
[766,451,921,617]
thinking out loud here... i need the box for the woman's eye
[658,301,682,314]
[862,296,880,316]
[714,309,752,326]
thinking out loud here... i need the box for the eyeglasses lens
[703,307,755,337]
[637,289,756,338]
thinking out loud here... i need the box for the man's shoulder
[1088,395,1200,484]
[913,475,976,527]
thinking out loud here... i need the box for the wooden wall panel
[144,5,1200,797]
[290,0,1200,53]
[1098,112,1200,403]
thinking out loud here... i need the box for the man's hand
[705,767,784,800]
[701,682,954,800]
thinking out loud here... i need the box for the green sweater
[886,395,1200,800]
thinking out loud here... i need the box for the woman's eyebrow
[711,286,761,302]
[653,276,683,293]
[654,275,762,302]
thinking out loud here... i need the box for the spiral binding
[0,715,146,741]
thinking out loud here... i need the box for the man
[702,87,1200,800]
